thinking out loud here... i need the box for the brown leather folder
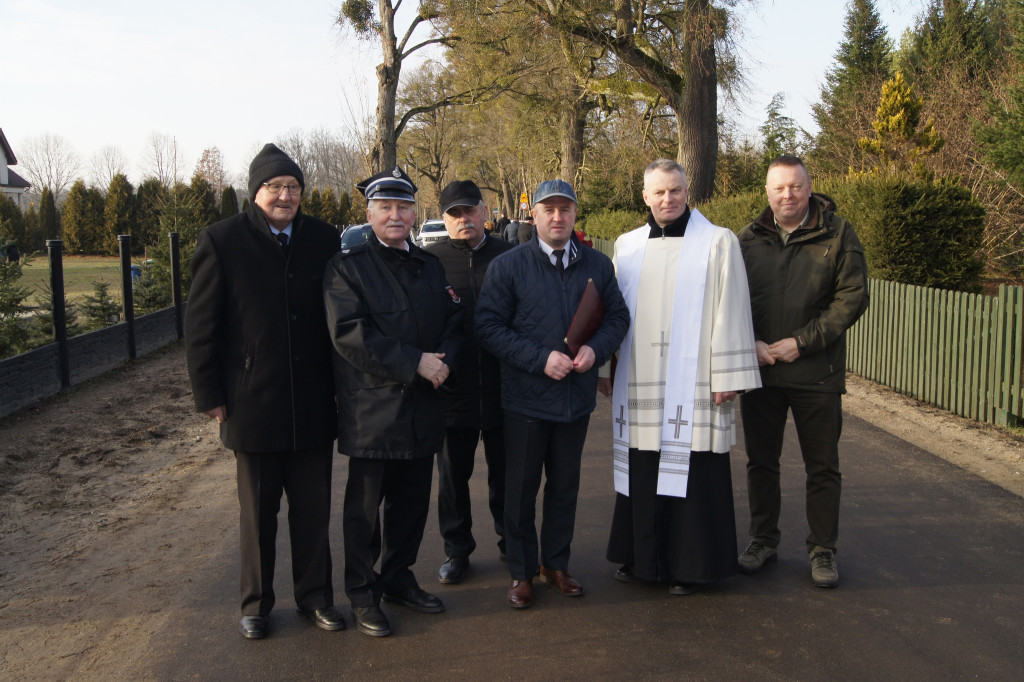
[564,279,605,358]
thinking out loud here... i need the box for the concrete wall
[0,305,184,419]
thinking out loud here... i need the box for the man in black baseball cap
[426,180,512,586]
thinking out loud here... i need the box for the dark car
[340,223,372,250]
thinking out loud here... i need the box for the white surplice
[611,209,761,498]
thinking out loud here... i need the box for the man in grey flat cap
[475,179,629,609]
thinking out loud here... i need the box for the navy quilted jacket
[475,234,629,423]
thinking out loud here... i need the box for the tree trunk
[374,4,400,172]
[560,83,589,187]
[677,0,718,203]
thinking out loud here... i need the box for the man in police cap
[426,179,512,585]
[324,166,464,637]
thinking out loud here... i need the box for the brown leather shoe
[507,579,534,609]
[539,566,585,596]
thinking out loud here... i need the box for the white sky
[4,0,927,187]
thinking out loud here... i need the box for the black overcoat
[324,237,464,459]
[184,205,340,452]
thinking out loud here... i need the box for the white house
[0,129,31,209]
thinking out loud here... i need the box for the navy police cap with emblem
[356,166,417,203]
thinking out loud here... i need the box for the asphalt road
[146,399,1024,681]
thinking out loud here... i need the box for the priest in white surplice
[598,159,760,595]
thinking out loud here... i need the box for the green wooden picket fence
[592,237,1024,426]
[848,279,1024,426]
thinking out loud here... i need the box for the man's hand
[544,351,575,380]
[204,405,227,423]
[572,345,596,373]
[713,391,737,406]
[597,377,612,397]
[768,338,800,363]
[417,352,450,389]
[755,339,775,366]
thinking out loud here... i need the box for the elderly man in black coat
[185,144,343,640]
[324,167,463,638]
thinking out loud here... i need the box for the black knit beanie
[248,143,304,199]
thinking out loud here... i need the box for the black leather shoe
[669,581,697,596]
[298,605,346,631]
[239,615,269,639]
[614,565,636,583]
[352,605,392,637]
[383,586,446,613]
[438,557,469,584]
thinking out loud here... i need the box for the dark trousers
[437,425,506,559]
[343,456,433,607]
[503,411,590,581]
[235,445,334,616]
[740,386,843,552]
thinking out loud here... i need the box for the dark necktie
[276,232,289,256]
[553,249,565,280]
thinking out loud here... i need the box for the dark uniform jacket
[475,233,629,423]
[184,205,340,452]
[324,236,464,459]
[739,192,869,393]
[426,234,512,430]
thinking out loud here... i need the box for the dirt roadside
[0,344,1021,679]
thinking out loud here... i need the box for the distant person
[495,212,511,236]
[504,217,521,244]
[184,143,343,640]
[484,219,496,236]
[574,227,592,248]
[476,179,629,609]
[600,159,760,596]
[516,215,535,245]
[5,243,19,263]
[426,180,513,585]
[324,167,463,637]
[738,155,869,588]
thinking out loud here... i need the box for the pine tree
[338,191,352,225]
[320,187,341,226]
[859,72,946,175]
[61,180,89,253]
[760,93,800,175]
[103,173,135,255]
[39,187,59,241]
[133,261,171,314]
[0,196,26,246]
[0,255,32,358]
[188,174,220,230]
[975,2,1024,184]
[23,203,43,253]
[811,0,894,176]
[304,188,323,220]
[135,178,167,250]
[79,281,121,329]
[220,186,239,220]
[26,279,81,347]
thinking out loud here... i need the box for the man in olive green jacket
[737,155,868,589]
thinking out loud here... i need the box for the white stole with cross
[611,210,714,498]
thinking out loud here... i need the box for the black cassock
[606,448,739,584]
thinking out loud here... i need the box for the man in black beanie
[185,143,343,640]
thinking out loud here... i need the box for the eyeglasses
[262,182,302,196]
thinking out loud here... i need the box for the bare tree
[193,147,228,197]
[20,132,82,203]
[89,145,128,188]
[143,132,184,186]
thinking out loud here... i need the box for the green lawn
[20,255,124,303]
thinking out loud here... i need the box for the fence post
[46,239,71,389]
[169,232,183,340]
[118,234,136,360]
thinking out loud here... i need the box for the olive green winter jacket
[738,193,869,393]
